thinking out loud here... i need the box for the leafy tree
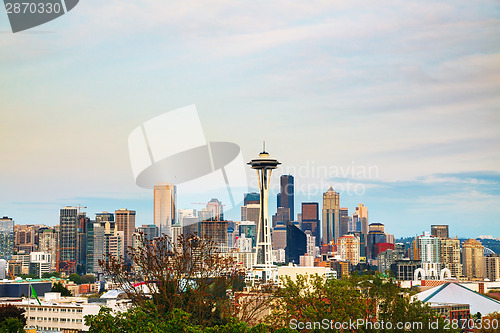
[85,303,292,333]
[270,273,458,332]
[68,273,81,284]
[51,282,72,296]
[0,318,26,333]
[99,233,248,327]
[80,274,96,284]
[18,274,35,280]
[0,305,26,328]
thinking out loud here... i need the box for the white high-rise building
[154,184,177,237]
[29,252,52,277]
[416,233,440,263]
[236,233,253,253]
[305,230,317,257]
[178,209,197,226]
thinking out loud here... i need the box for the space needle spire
[248,144,280,282]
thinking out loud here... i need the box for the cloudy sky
[1,1,499,238]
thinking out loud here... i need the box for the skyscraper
[199,220,228,250]
[59,206,78,274]
[339,234,360,266]
[272,206,290,228]
[137,225,158,242]
[301,202,319,246]
[205,198,224,221]
[239,221,257,248]
[38,227,58,271]
[248,147,280,281]
[95,212,115,234]
[348,231,366,259]
[77,212,89,274]
[0,217,14,260]
[115,209,136,262]
[304,230,317,257]
[415,233,440,264]
[485,254,500,282]
[178,209,197,227]
[87,222,105,274]
[241,204,260,224]
[322,187,340,245]
[462,239,484,279]
[367,227,386,261]
[431,225,449,239]
[340,208,349,238]
[285,221,306,264]
[440,237,462,278]
[244,192,260,205]
[14,224,37,253]
[154,184,176,237]
[106,230,125,262]
[355,204,368,241]
[279,175,294,221]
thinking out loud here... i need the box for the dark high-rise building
[96,212,115,231]
[182,220,229,250]
[367,229,386,260]
[279,175,294,221]
[115,209,136,262]
[431,225,449,239]
[241,204,260,224]
[272,206,290,228]
[390,260,421,281]
[285,221,306,264]
[301,202,320,246]
[0,217,14,260]
[86,219,96,274]
[199,220,228,249]
[77,213,89,274]
[244,192,260,206]
[340,208,349,238]
[59,206,78,274]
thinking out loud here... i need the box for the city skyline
[1,1,499,238]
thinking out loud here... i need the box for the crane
[76,204,87,215]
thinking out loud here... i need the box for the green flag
[31,285,41,305]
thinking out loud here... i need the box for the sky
[1,1,499,238]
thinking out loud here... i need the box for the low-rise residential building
[0,292,130,332]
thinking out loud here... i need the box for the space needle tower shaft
[248,143,280,280]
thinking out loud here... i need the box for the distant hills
[476,238,500,255]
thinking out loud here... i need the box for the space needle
[248,143,280,282]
